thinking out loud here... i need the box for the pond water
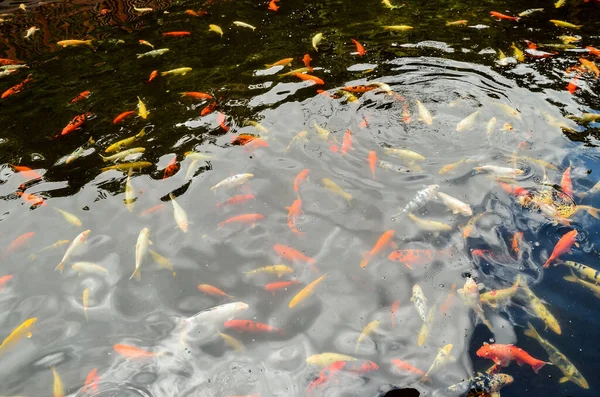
[1,0,600,396]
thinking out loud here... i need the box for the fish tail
[531,360,548,374]
[55,262,64,273]
[542,258,552,268]
[523,321,540,341]
[160,71,168,76]
[563,274,578,282]
[360,253,371,268]
[99,154,109,162]
[130,268,141,281]
[583,206,600,219]
[218,221,225,229]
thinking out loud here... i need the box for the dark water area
[1,0,600,396]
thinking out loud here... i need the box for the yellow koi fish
[289,274,327,308]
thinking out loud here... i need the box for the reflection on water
[1,0,600,396]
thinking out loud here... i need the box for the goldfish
[114,344,156,358]
[490,11,520,21]
[54,208,82,227]
[137,48,169,58]
[265,280,300,295]
[550,20,582,29]
[350,38,366,56]
[422,344,454,381]
[446,20,468,26]
[558,260,600,284]
[360,230,396,268]
[519,8,544,17]
[286,198,304,235]
[520,278,561,334]
[181,91,213,100]
[209,24,223,36]
[224,320,283,335]
[560,166,573,198]
[367,151,377,179]
[408,213,452,234]
[69,90,91,103]
[56,230,90,273]
[245,264,294,277]
[384,147,425,162]
[82,287,90,320]
[307,353,357,367]
[543,229,578,268]
[169,193,188,233]
[355,319,380,352]
[5,231,35,256]
[198,284,233,298]
[52,367,64,397]
[456,109,479,131]
[436,191,472,216]
[1,74,33,99]
[480,276,520,308]
[112,110,136,124]
[563,269,600,297]
[340,130,353,155]
[0,275,13,292]
[71,262,108,275]
[474,164,524,177]
[130,228,150,281]
[211,173,254,192]
[321,178,352,203]
[268,0,279,11]
[273,244,317,270]
[382,25,413,31]
[82,368,100,393]
[139,40,154,48]
[294,169,310,194]
[289,274,327,308]
[266,58,293,68]
[458,277,492,330]
[392,184,439,220]
[161,67,192,76]
[524,322,588,388]
[294,72,325,85]
[218,213,265,228]
[391,359,425,376]
[0,317,37,353]
[440,373,513,396]
[312,33,323,51]
[57,39,93,47]
[417,304,436,346]
[162,31,190,37]
[415,99,433,125]
[411,285,428,322]
[388,249,434,269]
[477,343,549,373]
[233,21,256,30]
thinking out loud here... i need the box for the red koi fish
[10,165,42,180]
[294,72,325,85]
[586,46,600,57]
[498,181,530,197]
[16,191,47,208]
[543,229,578,268]
[5,232,35,255]
[232,134,257,146]
[1,74,33,99]
[341,130,352,155]
[560,165,573,197]
[181,92,213,100]
[114,344,156,359]
[82,368,100,393]
[388,249,433,269]
[390,358,425,376]
[287,198,304,235]
[113,110,136,124]
[162,157,179,179]
[218,213,265,228]
[224,319,283,335]
[343,85,377,93]
[490,11,520,21]
[0,58,21,65]
[307,360,378,396]
[216,194,255,207]
[201,101,218,116]
[69,90,91,103]
[244,138,269,151]
[273,243,317,271]
[350,39,366,56]
[217,112,229,132]
[0,275,13,292]
[265,280,299,295]
[147,70,158,83]
[567,74,580,94]
[368,151,377,179]
[294,169,310,194]
[162,31,191,37]
[390,300,400,328]
[303,54,313,70]
[476,343,549,373]
[60,112,93,136]
[360,230,396,268]
[268,0,279,11]
[140,204,166,216]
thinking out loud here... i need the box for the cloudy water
[0,0,600,396]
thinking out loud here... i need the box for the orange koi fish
[0,58,21,65]
[113,110,136,124]
[490,11,520,21]
[60,112,93,136]
[350,39,366,56]
[10,165,42,180]
[82,368,100,393]
[0,275,13,291]
[217,112,229,132]
[273,243,317,271]
[567,74,580,94]
[1,74,33,99]
[5,232,35,255]
[181,91,213,100]
[586,46,600,57]
[390,358,425,376]
[162,157,179,179]
[476,343,549,373]
[268,0,279,11]
[287,198,304,235]
[342,85,376,93]
[231,134,257,145]
[543,229,578,268]
[498,181,530,197]
[69,90,91,103]
[147,70,158,83]
[198,284,233,298]
[580,58,599,79]
[391,300,400,328]
[388,249,433,269]
[162,31,191,37]
[216,194,255,207]
[244,138,269,151]
[224,319,283,335]
[561,165,573,197]
[140,204,166,216]
[360,115,369,128]
[114,344,156,359]
[16,191,46,208]
[512,232,523,255]
[294,72,325,85]
[439,283,457,313]
[360,230,396,268]
[201,100,218,116]
[265,280,300,295]
[368,151,377,179]
[218,213,265,228]
[341,130,352,155]
[294,169,310,194]
[266,58,293,67]
[303,54,313,70]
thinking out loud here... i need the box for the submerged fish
[458,277,492,330]
[392,184,439,220]
[411,285,428,322]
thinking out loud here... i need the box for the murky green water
[1,0,600,396]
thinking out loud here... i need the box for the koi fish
[266,57,293,68]
[181,91,213,100]
[9,164,42,180]
[350,39,366,56]
[390,300,400,328]
[201,100,218,115]
[294,72,325,85]
[306,353,357,367]
[100,147,145,162]
[408,213,452,234]
[16,190,46,208]
[0,275,13,292]
[415,99,433,125]
[209,24,223,36]
[218,332,244,351]
[321,178,352,203]
[5,231,35,256]
[411,285,428,322]
[524,322,588,388]
[268,0,279,11]
[184,302,249,329]
[224,319,283,335]
[139,40,154,48]
[198,284,233,298]
[82,368,100,393]
[162,157,179,179]
[368,151,377,179]
[421,344,454,382]
[355,319,380,352]
[216,194,255,207]
[52,367,64,397]
[563,270,600,297]
[343,84,378,93]
[273,243,317,271]
[550,20,582,29]
[560,166,573,197]
[245,264,294,277]
[0,317,37,353]
[391,184,439,220]
[162,31,191,37]
[294,169,310,194]
[130,227,150,281]
[101,161,152,172]
[457,277,492,330]
[169,194,188,232]
[511,231,524,256]
[69,90,91,103]
[114,344,156,358]
[137,96,148,119]
[498,181,530,197]
[59,112,93,136]
[490,11,520,21]
[384,147,425,162]
[391,359,425,376]
[56,230,90,273]
[161,67,192,76]
[456,109,479,131]
[137,48,169,58]
[303,54,313,69]
[480,276,520,308]
[519,8,544,17]
[1,74,33,99]
[436,191,472,216]
[71,262,108,276]
[388,249,434,269]
[210,173,254,192]
[440,373,514,396]
[383,25,413,31]
[82,287,90,320]
[312,33,323,51]
[360,230,396,268]
[57,39,93,47]
[233,21,256,30]
[558,260,600,284]
[477,343,549,373]
[265,280,300,295]
[289,274,327,308]
[417,304,437,346]
[340,130,352,155]
[520,278,561,334]
[218,213,265,228]
[54,208,82,227]
[287,130,308,151]
[446,20,468,26]
[474,164,524,177]
[286,198,304,235]
[543,230,578,268]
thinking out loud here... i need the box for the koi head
[475,343,493,359]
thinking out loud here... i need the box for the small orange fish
[10,165,42,180]
[439,283,457,314]
[303,54,313,70]
[60,112,93,136]
[586,46,600,57]
[82,368,100,393]
[201,101,218,116]
[217,112,229,132]
[244,138,269,151]
[265,280,300,295]
[360,230,396,268]
[340,130,352,155]
[391,300,400,328]
[287,198,304,235]
[1,74,33,99]
[198,283,233,298]
[567,74,580,94]
[224,319,283,335]
[294,72,324,85]
[69,90,91,103]
[162,157,179,179]
[216,194,255,207]
[294,169,310,194]
[350,38,366,56]
[113,110,136,124]
[512,232,523,255]
[273,243,318,271]
[543,229,578,268]
[561,165,573,197]
[266,57,293,67]
[268,0,279,11]
[114,344,156,359]
[342,85,377,93]
[181,91,213,100]
[0,275,13,292]
[580,58,599,78]
[16,191,46,208]
[231,134,257,145]
[0,58,21,65]
[490,11,520,21]
[147,70,158,83]
[140,204,166,216]
[218,213,265,228]
[388,249,433,270]
[390,359,425,376]
[162,31,191,37]
[368,151,377,179]
[185,9,199,16]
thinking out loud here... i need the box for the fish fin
[477,283,485,290]
[574,242,580,247]
[559,377,569,383]
[130,268,141,281]
[99,154,109,162]
[531,360,547,373]
[523,321,539,340]
[490,393,500,397]
[55,262,64,273]
[563,275,578,282]
[390,241,398,249]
